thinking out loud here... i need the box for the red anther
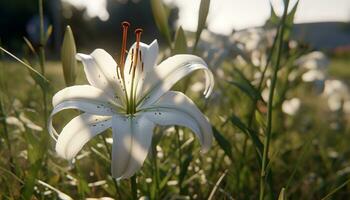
[135,28,143,47]
[119,21,131,78]
[131,28,143,76]
[134,28,143,34]
[122,21,130,28]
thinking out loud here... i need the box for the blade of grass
[285,132,315,191]
[0,47,48,83]
[150,0,172,46]
[208,170,228,200]
[321,178,350,200]
[259,1,291,199]
[193,0,210,52]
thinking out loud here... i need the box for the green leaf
[172,26,187,54]
[179,154,193,187]
[22,160,41,199]
[255,110,267,130]
[283,1,299,40]
[228,68,263,102]
[150,0,172,45]
[0,47,49,87]
[61,25,77,86]
[213,127,233,160]
[23,37,37,56]
[228,81,260,101]
[194,0,210,51]
[230,114,263,158]
[265,3,280,27]
[23,58,50,91]
[321,178,350,200]
[178,141,194,190]
[278,188,286,200]
[265,1,299,40]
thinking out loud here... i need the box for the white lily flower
[48,22,214,180]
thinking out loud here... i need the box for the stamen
[129,28,143,114]
[128,48,134,74]
[132,28,143,75]
[119,21,130,78]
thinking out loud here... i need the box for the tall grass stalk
[237,19,280,194]
[176,126,184,194]
[38,0,48,125]
[259,0,290,199]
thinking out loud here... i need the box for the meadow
[1,0,350,199]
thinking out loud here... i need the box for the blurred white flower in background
[295,51,329,83]
[6,114,43,132]
[301,70,326,82]
[261,88,270,103]
[282,98,301,116]
[5,116,25,132]
[198,30,239,67]
[61,0,109,21]
[323,79,350,112]
[295,52,329,71]
[230,28,276,67]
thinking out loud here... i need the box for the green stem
[38,0,48,125]
[259,1,289,199]
[75,159,86,199]
[100,135,122,199]
[237,17,280,196]
[151,139,160,199]
[176,126,183,194]
[131,175,138,200]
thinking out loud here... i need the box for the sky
[165,0,350,35]
[62,0,350,35]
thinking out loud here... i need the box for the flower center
[116,21,144,115]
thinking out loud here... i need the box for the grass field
[1,0,350,199]
[0,54,349,199]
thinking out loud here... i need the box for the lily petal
[76,49,125,104]
[48,100,115,140]
[142,91,212,152]
[55,113,111,160]
[122,40,159,100]
[111,115,154,179]
[52,85,123,109]
[123,40,158,79]
[138,55,214,108]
